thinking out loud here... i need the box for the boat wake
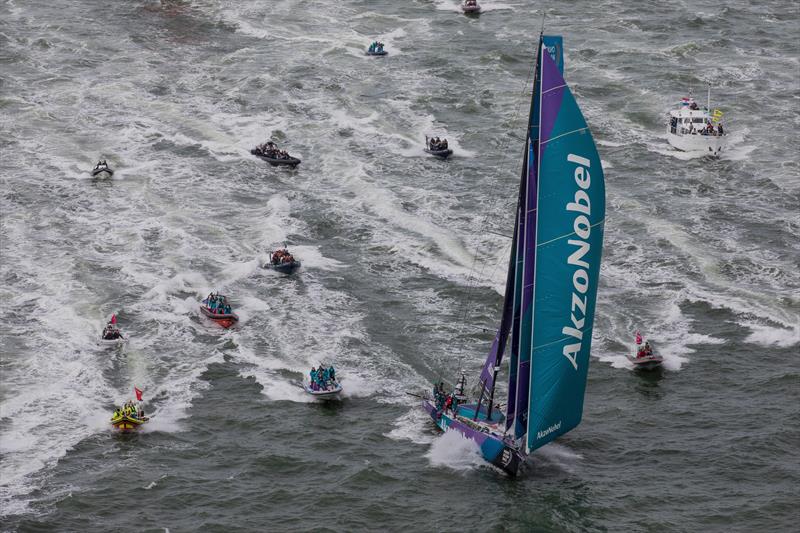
[425,430,486,472]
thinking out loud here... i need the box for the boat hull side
[267,261,301,274]
[422,400,523,475]
[666,130,726,156]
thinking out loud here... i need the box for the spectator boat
[667,88,727,157]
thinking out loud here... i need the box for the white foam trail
[531,442,583,473]
[385,409,435,445]
[742,323,800,348]
[425,429,486,472]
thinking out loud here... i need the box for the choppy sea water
[1,0,798,531]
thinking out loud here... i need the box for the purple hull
[422,399,523,475]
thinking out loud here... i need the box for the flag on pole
[635,331,643,345]
[134,387,143,401]
[110,314,117,324]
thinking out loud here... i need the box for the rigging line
[447,37,542,386]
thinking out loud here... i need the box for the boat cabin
[668,106,719,137]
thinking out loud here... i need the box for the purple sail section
[538,50,566,155]
[505,145,529,429]
[513,42,543,439]
[479,333,501,387]
[505,201,525,428]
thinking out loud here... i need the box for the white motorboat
[666,89,727,157]
[304,382,343,400]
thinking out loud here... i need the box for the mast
[707,83,711,111]
[512,36,545,442]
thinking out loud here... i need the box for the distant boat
[200,293,239,328]
[424,136,453,159]
[420,34,606,476]
[111,389,149,433]
[263,248,301,275]
[99,314,126,347]
[628,336,663,370]
[366,41,387,56]
[251,149,301,167]
[666,87,727,157]
[91,160,113,177]
[461,1,482,14]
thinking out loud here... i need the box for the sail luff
[512,39,544,440]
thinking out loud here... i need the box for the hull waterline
[422,399,523,475]
[627,353,664,370]
[265,261,301,274]
[304,384,343,400]
[111,415,147,433]
[200,306,239,328]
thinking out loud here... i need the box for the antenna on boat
[707,82,711,111]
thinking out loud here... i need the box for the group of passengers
[464,0,479,7]
[427,137,449,151]
[112,400,144,420]
[252,141,293,160]
[271,248,295,265]
[676,120,724,137]
[699,122,724,136]
[636,341,654,358]
[102,323,123,340]
[94,159,109,170]
[204,292,232,315]
[432,381,459,412]
[368,41,385,53]
[309,365,338,391]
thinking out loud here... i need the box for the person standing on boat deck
[717,123,724,136]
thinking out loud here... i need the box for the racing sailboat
[422,34,605,475]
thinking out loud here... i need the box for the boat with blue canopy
[421,34,606,476]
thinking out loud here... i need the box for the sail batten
[541,127,590,145]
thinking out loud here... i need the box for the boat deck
[455,403,505,425]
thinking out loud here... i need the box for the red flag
[110,314,117,324]
[635,331,643,345]
[134,387,143,401]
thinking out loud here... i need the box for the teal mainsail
[524,41,606,453]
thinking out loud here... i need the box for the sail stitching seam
[541,127,588,145]
[536,219,606,247]
[532,325,596,351]
[542,83,566,94]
